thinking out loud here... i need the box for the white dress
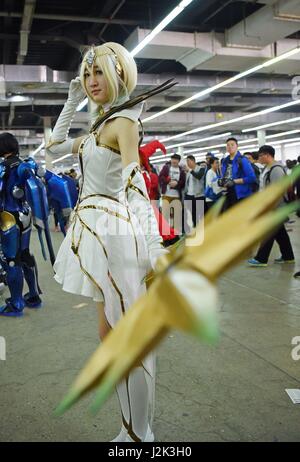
[54,103,154,377]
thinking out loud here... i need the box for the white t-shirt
[205,169,223,202]
[165,166,180,198]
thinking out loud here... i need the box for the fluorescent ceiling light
[76,1,194,112]
[272,136,300,145]
[182,142,256,155]
[239,138,257,144]
[165,130,299,151]
[142,46,300,123]
[242,116,300,133]
[266,129,300,139]
[183,135,300,153]
[130,0,195,57]
[152,137,300,164]
[151,150,221,164]
[164,132,232,148]
[183,145,224,154]
[153,130,300,159]
[162,99,300,142]
[9,95,31,103]
[194,151,220,159]
[284,141,300,148]
[52,153,73,164]
[155,131,300,159]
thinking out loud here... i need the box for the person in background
[248,145,295,267]
[68,168,80,191]
[244,151,261,192]
[149,162,158,176]
[296,155,300,218]
[203,152,214,201]
[205,152,214,170]
[183,155,206,231]
[159,154,186,233]
[285,159,296,175]
[220,137,257,211]
[205,157,223,210]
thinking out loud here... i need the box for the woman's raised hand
[67,76,86,105]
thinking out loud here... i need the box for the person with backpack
[248,145,295,267]
[220,137,257,211]
[244,152,261,192]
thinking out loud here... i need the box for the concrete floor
[0,217,300,442]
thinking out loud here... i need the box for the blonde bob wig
[80,42,137,110]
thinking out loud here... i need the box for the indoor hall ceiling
[0,0,299,165]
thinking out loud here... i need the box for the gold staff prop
[56,166,300,415]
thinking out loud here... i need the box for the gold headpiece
[85,46,123,78]
[85,46,96,66]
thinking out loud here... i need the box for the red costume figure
[139,141,179,245]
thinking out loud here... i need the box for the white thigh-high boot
[112,367,154,442]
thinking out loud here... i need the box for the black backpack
[264,164,294,203]
[237,156,259,192]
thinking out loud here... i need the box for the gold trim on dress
[76,213,108,259]
[77,205,129,222]
[79,193,122,205]
[92,133,121,155]
[45,139,66,149]
[71,223,105,300]
[0,211,16,231]
[71,202,126,314]
[75,193,139,266]
[97,143,121,155]
[125,166,149,201]
[73,138,132,313]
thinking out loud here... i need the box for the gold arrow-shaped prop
[55,166,300,416]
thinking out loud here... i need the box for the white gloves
[46,77,86,157]
[66,76,86,108]
[122,162,167,271]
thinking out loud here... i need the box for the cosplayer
[139,140,179,245]
[46,42,176,442]
[0,133,45,316]
[0,133,75,317]
[56,166,300,444]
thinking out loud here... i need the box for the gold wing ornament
[56,166,300,415]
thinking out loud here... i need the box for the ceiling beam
[0,11,139,26]
[16,0,36,65]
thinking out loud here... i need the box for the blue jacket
[221,151,256,200]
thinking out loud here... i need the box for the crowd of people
[154,137,300,275]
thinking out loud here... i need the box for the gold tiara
[84,46,123,78]
[85,46,96,66]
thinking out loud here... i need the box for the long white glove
[122,162,167,271]
[46,77,86,157]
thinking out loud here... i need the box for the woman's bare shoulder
[110,115,137,127]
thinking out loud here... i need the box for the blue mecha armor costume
[46,171,78,236]
[0,132,75,317]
